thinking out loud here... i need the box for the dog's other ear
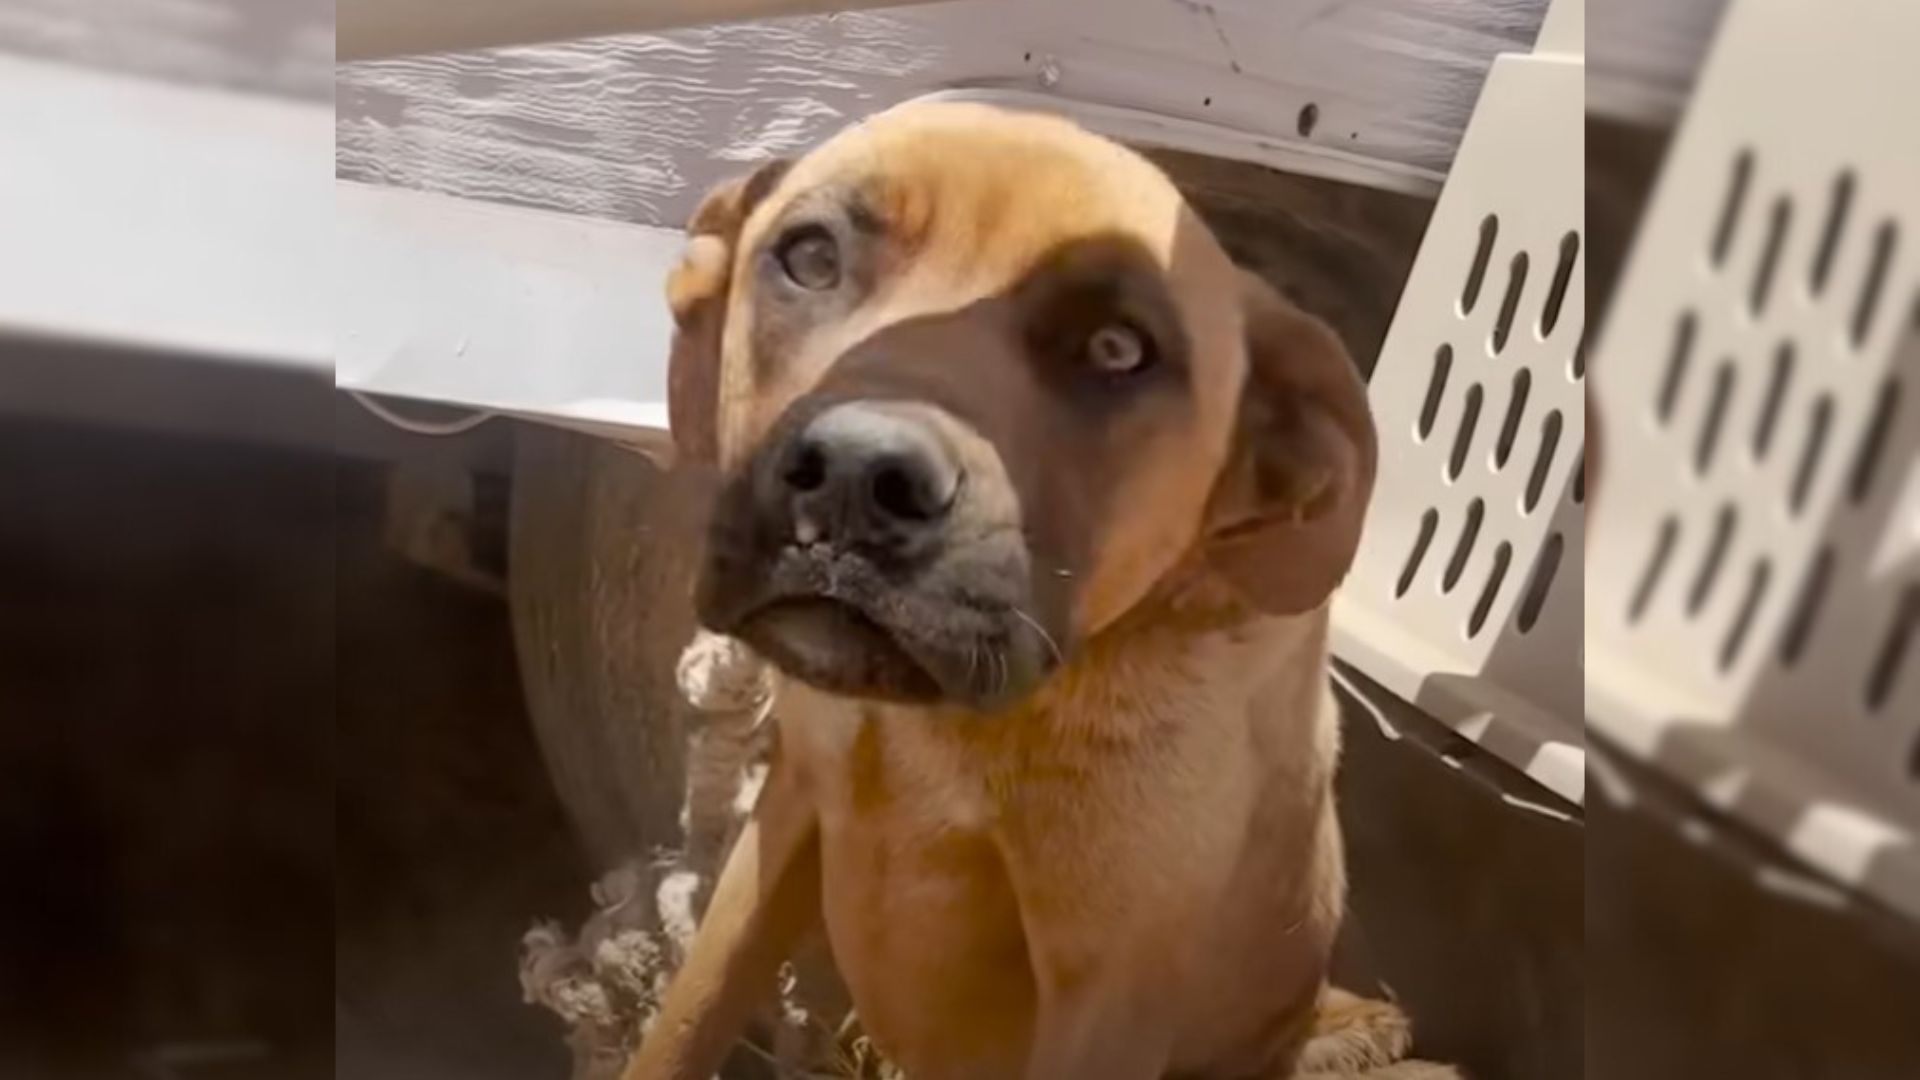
[1203,271,1377,614]
[665,159,791,467]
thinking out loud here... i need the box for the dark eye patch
[1016,236,1188,386]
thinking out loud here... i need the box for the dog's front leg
[1024,974,1174,1080]
[1012,859,1175,1080]
[623,746,821,1080]
[1004,810,1182,1080]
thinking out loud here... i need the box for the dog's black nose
[778,403,960,546]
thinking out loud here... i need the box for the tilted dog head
[668,102,1374,712]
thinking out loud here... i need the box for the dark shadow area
[1585,116,1673,335]
[1154,148,1435,380]
[0,395,592,1078]
[334,458,589,1080]
[0,416,332,1079]
[1587,742,1920,1080]
[1333,666,1584,1080]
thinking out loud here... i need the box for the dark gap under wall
[0,413,589,1079]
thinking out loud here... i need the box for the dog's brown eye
[1085,323,1151,374]
[776,228,840,290]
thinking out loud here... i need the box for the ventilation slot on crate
[1630,517,1680,623]
[1468,542,1513,639]
[1720,560,1771,671]
[1515,531,1564,634]
[1753,341,1794,456]
[1419,346,1452,441]
[1866,586,1920,713]
[1811,171,1855,296]
[1396,509,1440,599]
[1524,411,1563,514]
[1749,196,1792,316]
[1777,546,1836,667]
[1442,498,1485,594]
[1495,368,1531,470]
[1449,384,1484,481]
[1658,312,1698,423]
[1711,149,1755,267]
[1687,505,1737,616]
[1461,214,1498,315]
[1492,252,1529,354]
[1695,362,1735,475]
[1846,378,1902,505]
[1541,231,1579,339]
[1789,394,1834,515]
[1851,222,1899,349]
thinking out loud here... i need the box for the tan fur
[629,102,1409,1080]
[708,105,1249,636]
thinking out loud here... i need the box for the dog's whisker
[1010,607,1065,668]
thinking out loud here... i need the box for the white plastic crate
[1587,0,1920,921]
[1331,0,1586,806]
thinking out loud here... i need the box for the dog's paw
[1295,988,1414,1073]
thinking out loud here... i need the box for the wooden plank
[0,0,331,101]
[1588,0,1728,124]
[340,0,947,63]
[336,0,1545,222]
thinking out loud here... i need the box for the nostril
[871,462,931,522]
[784,443,828,493]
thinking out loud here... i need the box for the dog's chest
[780,693,1041,1072]
[777,658,1271,1066]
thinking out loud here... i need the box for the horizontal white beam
[335,179,683,443]
[0,55,331,373]
[339,0,945,62]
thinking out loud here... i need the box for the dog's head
[669,102,1374,712]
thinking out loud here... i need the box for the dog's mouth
[734,595,944,703]
[702,543,1059,712]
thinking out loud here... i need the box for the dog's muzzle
[697,400,1058,711]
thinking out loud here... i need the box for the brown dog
[632,101,1412,1080]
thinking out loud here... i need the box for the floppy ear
[1202,271,1377,614]
[665,159,791,467]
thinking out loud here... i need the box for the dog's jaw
[698,535,1059,713]
[734,596,943,704]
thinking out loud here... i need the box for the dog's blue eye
[1085,323,1151,374]
[776,228,841,290]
